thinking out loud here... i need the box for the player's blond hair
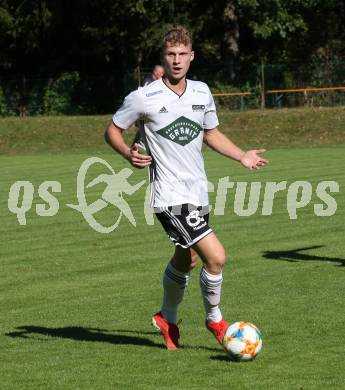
[161,26,193,50]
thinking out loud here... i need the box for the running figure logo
[67,157,146,233]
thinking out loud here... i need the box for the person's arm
[203,128,268,170]
[105,121,152,169]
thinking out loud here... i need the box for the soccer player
[105,26,268,350]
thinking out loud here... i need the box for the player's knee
[208,249,226,273]
[215,249,227,268]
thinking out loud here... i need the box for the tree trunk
[223,1,239,81]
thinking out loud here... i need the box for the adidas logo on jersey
[159,106,168,113]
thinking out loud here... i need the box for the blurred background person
[143,64,164,86]
[132,64,164,151]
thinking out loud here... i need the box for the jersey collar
[161,78,188,98]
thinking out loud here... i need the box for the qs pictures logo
[7,157,147,233]
[5,157,341,233]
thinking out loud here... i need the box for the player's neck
[163,76,187,96]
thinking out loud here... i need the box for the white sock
[161,262,190,324]
[200,267,223,323]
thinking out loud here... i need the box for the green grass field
[0,109,345,389]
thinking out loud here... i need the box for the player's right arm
[105,89,152,169]
[105,121,152,169]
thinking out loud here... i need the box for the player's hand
[240,149,268,170]
[127,143,152,169]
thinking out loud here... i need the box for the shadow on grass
[262,245,345,267]
[210,355,258,363]
[210,354,232,362]
[6,325,162,348]
[5,325,220,352]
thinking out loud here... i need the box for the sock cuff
[165,263,190,285]
[200,267,223,282]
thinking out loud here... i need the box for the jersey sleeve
[203,88,219,130]
[112,89,145,130]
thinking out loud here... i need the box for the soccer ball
[222,321,262,361]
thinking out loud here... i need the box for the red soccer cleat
[152,312,180,350]
[206,319,229,345]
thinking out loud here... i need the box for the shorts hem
[174,228,213,249]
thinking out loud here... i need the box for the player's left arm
[203,128,268,170]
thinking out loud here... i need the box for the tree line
[0,0,344,114]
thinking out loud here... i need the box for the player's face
[162,43,194,82]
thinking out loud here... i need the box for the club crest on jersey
[156,116,202,146]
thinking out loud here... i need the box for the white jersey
[113,78,219,207]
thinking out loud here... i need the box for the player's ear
[190,50,195,62]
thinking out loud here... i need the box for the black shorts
[155,204,212,248]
